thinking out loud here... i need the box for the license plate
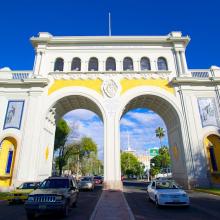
[39,205,47,209]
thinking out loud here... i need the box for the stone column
[175,50,183,75]
[180,51,188,74]
[103,109,122,190]
[33,51,43,75]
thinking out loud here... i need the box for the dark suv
[24,176,79,219]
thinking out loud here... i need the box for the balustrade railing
[190,69,211,78]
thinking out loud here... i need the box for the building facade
[0,31,220,190]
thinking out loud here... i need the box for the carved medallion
[102,80,118,98]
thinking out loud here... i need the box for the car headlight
[88,183,92,187]
[55,195,63,201]
[28,196,34,202]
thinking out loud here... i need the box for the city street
[0,186,102,220]
[123,181,220,220]
[0,182,220,220]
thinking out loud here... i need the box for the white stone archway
[37,86,123,189]
[117,86,195,187]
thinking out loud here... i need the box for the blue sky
[1,1,219,159]
[0,0,220,70]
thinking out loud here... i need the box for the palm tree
[155,127,165,148]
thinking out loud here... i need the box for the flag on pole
[109,13,111,36]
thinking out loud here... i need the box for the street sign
[149,148,159,156]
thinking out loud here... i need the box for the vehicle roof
[47,176,74,180]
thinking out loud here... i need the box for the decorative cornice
[49,72,172,80]
[171,77,220,86]
[31,33,190,47]
[0,78,49,87]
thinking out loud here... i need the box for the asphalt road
[123,180,220,220]
[0,185,102,220]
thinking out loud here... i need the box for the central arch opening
[120,94,188,187]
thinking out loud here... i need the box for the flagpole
[109,13,111,36]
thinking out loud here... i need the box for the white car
[147,180,190,207]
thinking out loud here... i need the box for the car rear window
[81,177,92,181]
[39,179,69,189]
[156,181,178,189]
[19,182,36,189]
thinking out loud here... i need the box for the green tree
[121,152,144,177]
[155,127,165,148]
[150,146,171,178]
[59,136,98,177]
[54,119,70,175]
[80,137,97,156]
[54,119,70,151]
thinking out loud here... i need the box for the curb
[121,191,135,220]
[194,189,220,197]
[89,191,104,220]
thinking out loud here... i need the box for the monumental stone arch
[1,31,220,190]
[118,86,189,187]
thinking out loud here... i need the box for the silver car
[147,179,190,208]
[78,177,94,191]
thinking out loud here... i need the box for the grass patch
[0,192,9,201]
[194,188,220,196]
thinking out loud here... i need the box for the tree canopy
[54,119,70,151]
[150,146,171,177]
[121,152,145,177]
[155,127,165,148]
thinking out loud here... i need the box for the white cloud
[64,109,98,121]
[120,118,137,127]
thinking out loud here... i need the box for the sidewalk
[90,190,135,220]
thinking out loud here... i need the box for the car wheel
[72,199,77,208]
[62,202,69,217]
[8,201,13,205]
[155,197,161,208]
[26,212,35,220]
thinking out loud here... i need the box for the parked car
[78,176,94,191]
[147,179,190,207]
[25,176,79,219]
[8,182,40,204]
[93,176,103,184]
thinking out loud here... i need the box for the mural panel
[3,100,25,129]
[198,98,219,127]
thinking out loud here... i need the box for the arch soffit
[203,130,220,141]
[45,86,106,121]
[117,86,183,126]
[0,133,19,146]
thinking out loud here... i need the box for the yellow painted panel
[120,79,175,95]
[48,79,103,95]
[0,138,16,187]
[204,135,220,184]
[0,140,12,176]
[45,146,49,161]
[208,135,220,171]
[0,178,11,187]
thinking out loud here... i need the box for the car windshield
[81,177,92,181]
[156,181,178,189]
[18,182,37,189]
[39,179,69,189]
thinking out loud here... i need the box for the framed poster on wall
[3,100,25,130]
[198,97,218,127]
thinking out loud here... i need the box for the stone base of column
[103,180,123,191]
